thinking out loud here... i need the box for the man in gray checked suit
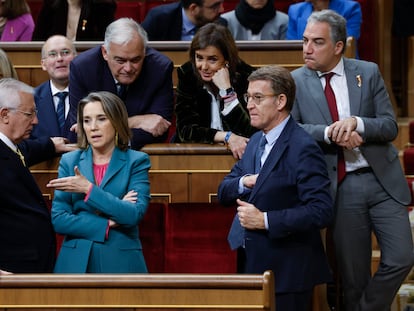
[291,9,414,311]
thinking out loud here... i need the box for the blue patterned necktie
[255,134,267,173]
[117,83,127,100]
[228,134,268,250]
[56,92,68,134]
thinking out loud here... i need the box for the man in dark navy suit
[31,35,77,143]
[142,0,226,41]
[69,18,174,150]
[218,65,333,311]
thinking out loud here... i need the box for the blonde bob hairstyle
[77,91,131,151]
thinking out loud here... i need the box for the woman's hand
[227,133,249,159]
[46,166,91,194]
[122,190,138,203]
[212,66,231,90]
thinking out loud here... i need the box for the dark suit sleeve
[129,51,174,149]
[18,137,56,167]
[68,58,93,126]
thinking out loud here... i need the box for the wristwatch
[219,87,235,97]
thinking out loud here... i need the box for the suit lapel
[78,147,126,188]
[249,118,293,201]
[303,67,333,123]
[344,58,362,115]
[99,148,126,189]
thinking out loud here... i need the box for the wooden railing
[30,143,236,203]
[0,271,275,311]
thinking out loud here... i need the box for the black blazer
[32,0,116,41]
[0,137,56,273]
[175,60,258,143]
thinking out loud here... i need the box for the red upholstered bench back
[164,202,237,273]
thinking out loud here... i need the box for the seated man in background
[221,0,288,40]
[142,0,226,41]
[31,35,77,143]
[69,18,174,150]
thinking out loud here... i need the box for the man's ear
[101,45,109,61]
[276,94,287,111]
[0,107,11,123]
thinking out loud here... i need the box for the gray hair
[103,18,148,52]
[307,9,347,54]
[0,78,34,109]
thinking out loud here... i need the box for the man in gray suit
[291,9,414,311]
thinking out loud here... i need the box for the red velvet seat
[164,202,237,273]
[139,202,167,272]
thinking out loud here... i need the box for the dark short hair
[248,65,296,111]
[1,0,31,19]
[189,23,240,82]
[181,0,203,9]
[77,91,131,151]
[307,9,348,54]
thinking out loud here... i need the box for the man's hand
[50,137,78,153]
[128,114,171,137]
[328,117,357,143]
[242,174,258,189]
[236,198,265,230]
[336,131,363,149]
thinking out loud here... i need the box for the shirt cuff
[222,98,239,116]
[353,116,365,134]
[264,212,269,230]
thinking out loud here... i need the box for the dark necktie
[255,135,267,173]
[117,83,127,100]
[228,134,267,250]
[56,92,68,134]
[324,73,346,184]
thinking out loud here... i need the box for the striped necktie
[56,91,68,134]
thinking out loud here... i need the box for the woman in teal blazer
[47,91,150,273]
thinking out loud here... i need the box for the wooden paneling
[2,40,305,88]
[30,144,236,203]
[0,272,275,311]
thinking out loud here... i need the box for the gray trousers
[334,171,414,311]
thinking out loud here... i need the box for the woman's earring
[115,132,119,147]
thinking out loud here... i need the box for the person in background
[32,0,116,41]
[0,78,74,275]
[286,0,361,41]
[141,0,226,41]
[0,48,18,79]
[175,23,257,159]
[31,35,77,142]
[291,10,414,310]
[0,0,34,41]
[218,65,333,311]
[221,0,288,40]
[69,18,174,150]
[47,91,151,273]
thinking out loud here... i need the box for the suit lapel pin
[356,75,362,88]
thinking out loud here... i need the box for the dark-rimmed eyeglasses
[243,93,278,104]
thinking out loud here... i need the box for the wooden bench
[0,271,275,311]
